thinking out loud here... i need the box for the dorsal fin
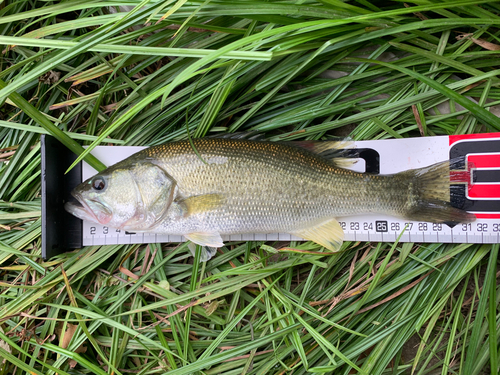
[207,131,264,140]
[286,138,358,168]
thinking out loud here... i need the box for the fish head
[65,162,176,231]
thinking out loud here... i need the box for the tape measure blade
[78,135,500,246]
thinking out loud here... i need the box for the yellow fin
[179,194,225,216]
[291,218,344,252]
[185,232,224,248]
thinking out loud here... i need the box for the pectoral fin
[291,218,344,252]
[185,232,224,248]
[178,194,225,217]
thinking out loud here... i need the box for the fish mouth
[65,193,112,225]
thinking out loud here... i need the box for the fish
[65,137,475,260]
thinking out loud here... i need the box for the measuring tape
[76,133,500,246]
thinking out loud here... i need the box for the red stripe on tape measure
[468,184,500,199]
[449,133,500,145]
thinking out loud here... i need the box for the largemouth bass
[65,138,475,257]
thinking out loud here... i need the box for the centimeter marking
[82,218,500,246]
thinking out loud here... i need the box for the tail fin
[400,157,476,225]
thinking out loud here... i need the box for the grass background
[1,0,500,374]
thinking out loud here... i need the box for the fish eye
[91,177,106,191]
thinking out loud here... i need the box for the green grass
[1,0,499,374]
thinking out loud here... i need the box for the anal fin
[291,218,344,252]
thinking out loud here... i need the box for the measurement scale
[41,133,500,259]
